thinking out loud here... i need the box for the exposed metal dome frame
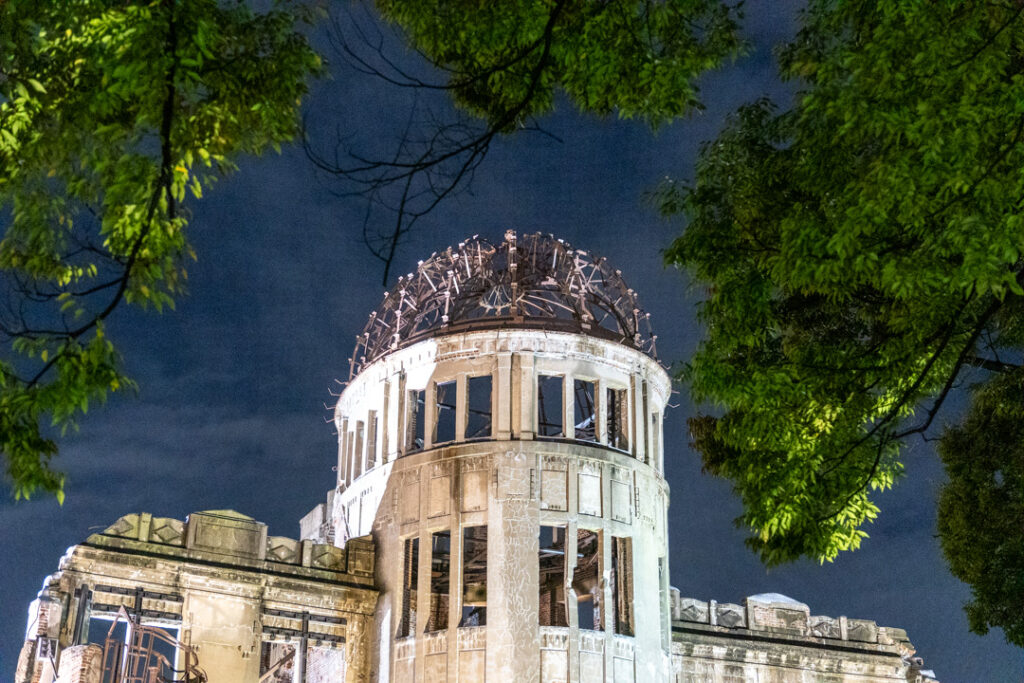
[349,231,658,379]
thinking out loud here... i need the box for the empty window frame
[460,526,488,627]
[366,411,378,468]
[338,418,349,482]
[659,556,670,651]
[573,530,601,630]
[641,381,650,463]
[407,389,425,453]
[87,617,180,678]
[611,536,634,636]
[346,429,356,483]
[606,387,629,451]
[260,641,296,682]
[537,375,564,437]
[652,413,662,470]
[466,374,492,439]
[354,420,365,479]
[434,381,457,445]
[398,537,419,637]
[428,531,451,632]
[538,526,568,627]
[574,379,597,442]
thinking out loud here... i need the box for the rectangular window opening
[346,432,355,484]
[641,381,650,463]
[407,389,425,453]
[428,531,451,632]
[607,387,629,451]
[398,537,419,637]
[260,641,296,682]
[367,411,378,469]
[87,616,125,647]
[612,536,634,636]
[466,375,492,439]
[338,418,349,482]
[354,420,365,478]
[574,379,597,442]
[434,381,457,445]
[460,526,487,627]
[538,526,568,627]
[538,375,564,437]
[573,530,601,631]
[659,556,670,652]
[652,413,661,470]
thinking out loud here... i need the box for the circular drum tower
[333,231,671,683]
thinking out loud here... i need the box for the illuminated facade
[16,233,937,682]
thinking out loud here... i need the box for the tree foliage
[0,0,319,499]
[659,0,1024,569]
[376,0,742,127]
[938,372,1024,647]
[310,0,742,282]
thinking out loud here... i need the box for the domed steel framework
[349,231,657,378]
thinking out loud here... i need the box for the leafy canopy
[0,0,320,500]
[377,0,743,128]
[938,374,1024,647]
[659,0,1024,567]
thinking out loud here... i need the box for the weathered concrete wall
[16,510,377,683]
[669,593,935,682]
[333,330,672,682]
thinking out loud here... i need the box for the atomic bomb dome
[15,231,938,683]
[349,231,657,378]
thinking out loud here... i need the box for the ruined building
[16,232,938,682]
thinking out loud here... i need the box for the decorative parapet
[668,591,936,681]
[86,510,373,581]
[669,590,911,649]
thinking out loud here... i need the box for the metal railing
[100,607,205,683]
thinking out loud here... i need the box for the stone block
[715,602,746,629]
[677,598,709,624]
[578,472,602,516]
[347,537,375,576]
[425,653,447,680]
[613,656,635,683]
[186,510,267,561]
[148,517,185,546]
[400,478,420,523]
[541,649,568,683]
[462,469,488,512]
[102,514,140,539]
[428,476,451,517]
[266,536,301,564]
[809,615,841,639]
[580,650,604,681]
[750,606,807,634]
[458,649,485,682]
[310,544,347,572]
[847,618,878,643]
[540,469,568,511]
[498,453,531,499]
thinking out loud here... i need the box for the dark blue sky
[2,3,1020,681]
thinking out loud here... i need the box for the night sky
[2,3,1020,681]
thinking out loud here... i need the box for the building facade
[16,232,938,683]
